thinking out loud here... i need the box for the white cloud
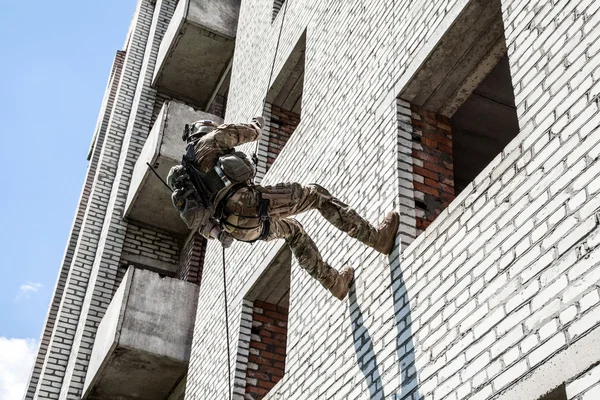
[14,282,43,302]
[0,337,38,400]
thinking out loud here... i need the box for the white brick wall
[185,0,600,399]
[121,221,180,269]
[24,50,126,400]
[27,0,600,398]
[57,1,177,397]
[29,0,179,398]
[567,363,600,400]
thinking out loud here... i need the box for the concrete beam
[399,0,507,118]
[83,268,199,400]
[124,101,222,234]
[153,0,240,107]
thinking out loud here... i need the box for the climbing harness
[216,188,271,243]
[181,142,213,208]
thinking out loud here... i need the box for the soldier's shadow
[389,257,423,400]
[348,286,386,399]
[347,257,423,400]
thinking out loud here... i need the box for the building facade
[26,0,600,399]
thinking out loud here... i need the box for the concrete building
[26,0,600,399]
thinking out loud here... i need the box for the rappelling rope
[253,0,291,166]
[222,247,232,400]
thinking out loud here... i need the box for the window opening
[537,384,567,400]
[397,0,519,239]
[235,247,291,399]
[451,54,519,194]
[257,33,305,180]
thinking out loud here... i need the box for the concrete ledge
[124,101,222,233]
[153,0,240,107]
[495,324,600,400]
[120,252,179,276]
[83,267,199,400]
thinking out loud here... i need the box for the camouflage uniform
[171,121,398,299]
[223,183,380,283]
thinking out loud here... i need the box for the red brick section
[245,300,288,399]
[177,232,206,285]
[266,105,300,173]
[411,104,455,233]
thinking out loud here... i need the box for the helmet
[182,120,218,142]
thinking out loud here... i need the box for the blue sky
[0,0,137,397]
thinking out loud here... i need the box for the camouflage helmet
[182,120,218,142]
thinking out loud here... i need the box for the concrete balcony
[153,0,240,107]
[83,267,199,400]
[124,100,222,234]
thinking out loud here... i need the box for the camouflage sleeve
[202,122,262,151]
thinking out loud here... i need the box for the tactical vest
[181,141,255,208]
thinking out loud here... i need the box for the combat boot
[326,266,355,301]
[371,211,400,255]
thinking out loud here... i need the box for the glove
[251,116,265,129]
[167,165,186,190]
[171,188,186,209]
[217,231,234,248]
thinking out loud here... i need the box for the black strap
[182,144,212,208]
[257,197,270,240]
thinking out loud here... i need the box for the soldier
[167,118,399,300]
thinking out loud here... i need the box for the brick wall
[566,363,600,399]
[177,232,206,285]
[410,104,455,235]
[272,0,285,21]
[31,1,179,398]
[186,0,600,400]
[58,1,178,395]
[25,50,127,400]
[244,300,288,399]
[121,221,180,270]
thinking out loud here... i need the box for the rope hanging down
[223,3,291,399]
[222,247,232,400]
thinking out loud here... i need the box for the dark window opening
[259,33,305,179]
[238,247,291,399]
[397,0,519,238]
[451,55,519,194]
[538,384,567,400]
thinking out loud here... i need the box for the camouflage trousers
[221,183,379,283]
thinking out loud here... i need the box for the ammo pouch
[181,143,256,209]
[218,151,255,184]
